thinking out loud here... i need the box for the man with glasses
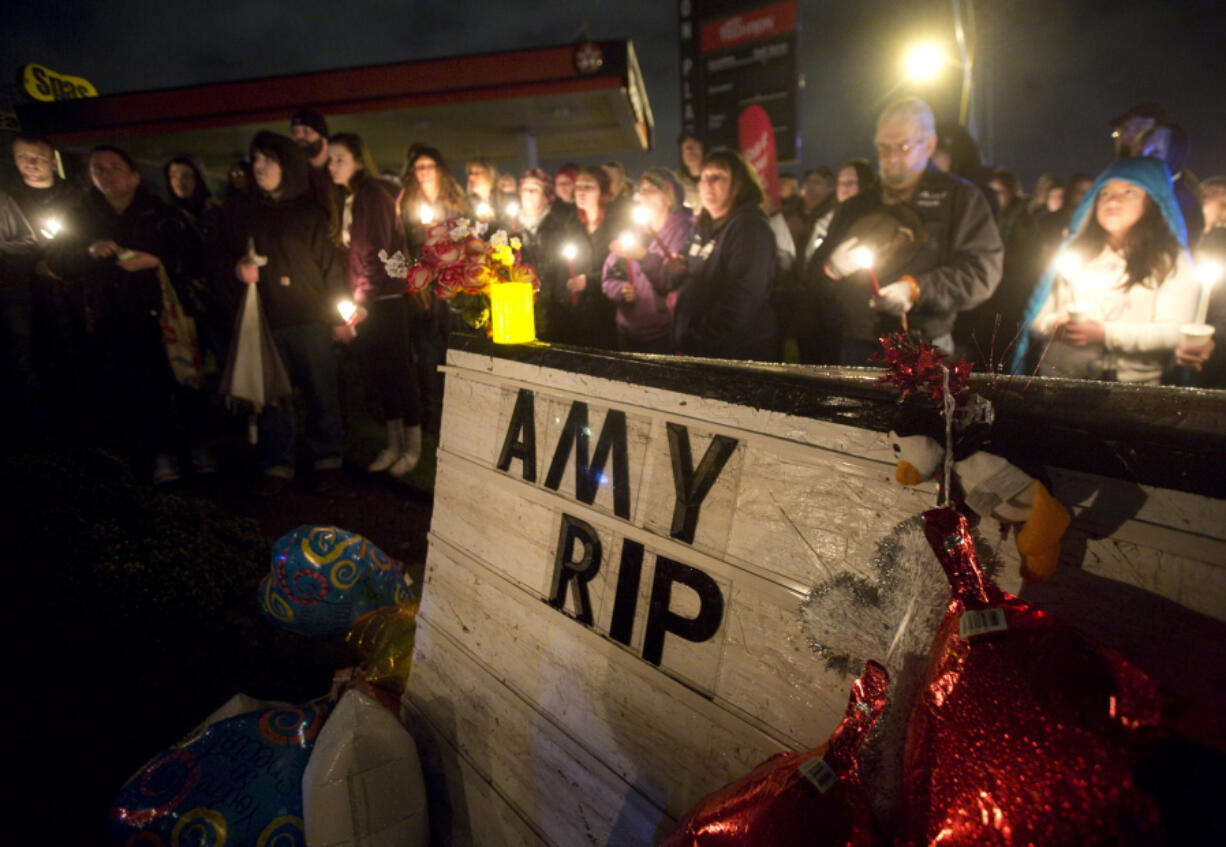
[810,97,1002,364]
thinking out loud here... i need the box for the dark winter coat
[671,201,778,360]
[813,164,1002,346]
[515,210,570,340]
[544,210,618,350]
[46,184,195,325]
[215,132,348,330]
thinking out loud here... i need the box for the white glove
[870,281,915,315]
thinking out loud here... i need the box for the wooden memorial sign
[405,335,1226,845]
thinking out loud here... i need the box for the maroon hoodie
[341,176,405,300]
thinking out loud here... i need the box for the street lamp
[902,43,945,83]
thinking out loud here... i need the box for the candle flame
[851,245,874,270]
[40,216,63,239]
[562,243,577,260]
[476,201,493,219]
[337,300,357,323]
[1197,260,1223,288]
[632,204,649,226]
[618,231,636,250]
[505,201,519,218]
[419,204,434,224]
[1056,250,1084,279]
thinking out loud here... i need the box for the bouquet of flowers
[380,219,540,331]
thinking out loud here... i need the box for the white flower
[476,222,489,236]
[489,230,508,249]
[450,219,472,240]
[379,249,411,279]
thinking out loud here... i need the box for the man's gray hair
[878,97,936,139]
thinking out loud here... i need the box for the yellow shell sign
[22,64,98,102]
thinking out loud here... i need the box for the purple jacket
[601,206,694,343]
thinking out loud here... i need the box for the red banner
[700,1,797,53]
[739,104,779,210]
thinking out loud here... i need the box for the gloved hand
[870,280,916,315]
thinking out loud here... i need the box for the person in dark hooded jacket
[45,145,205,481]
[666,149,778,361]
[216,130,350,492]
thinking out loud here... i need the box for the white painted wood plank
[416,539,791,820]
[442,350,890,462]
[429,451,855,748]
[407,615,674,846]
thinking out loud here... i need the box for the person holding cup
[1014,158,1199,384]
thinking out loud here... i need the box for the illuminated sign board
[22,64,98,102]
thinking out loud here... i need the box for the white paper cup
[1180,323,1215,349]
[1066,303,1096,324]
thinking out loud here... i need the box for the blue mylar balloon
[258,526,414,638]
[109,705,325,846]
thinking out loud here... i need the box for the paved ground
[7,425,437,841]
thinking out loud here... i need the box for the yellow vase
[490,282,536,344]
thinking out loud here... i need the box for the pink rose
[422,236,462,266]
[405,263,436,294]
[436,264,465,299]
[462,237,487,261]
[425,222,450,240]
[460,261,487,294]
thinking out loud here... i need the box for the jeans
[259,322,342,475]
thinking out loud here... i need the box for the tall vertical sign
[680,1,799,164]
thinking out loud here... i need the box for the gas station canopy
[16,40,653,172]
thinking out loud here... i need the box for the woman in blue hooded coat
[1012,157,1199,384]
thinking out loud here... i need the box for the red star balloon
[660,661,888,847]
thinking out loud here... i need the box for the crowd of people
[2,96,1223,487]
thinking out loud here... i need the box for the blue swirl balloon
[109,707,323,846]
[257,526,414,637]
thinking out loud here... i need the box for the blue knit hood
[1010,157,1188,373]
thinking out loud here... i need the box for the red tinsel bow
[872,333,972,408]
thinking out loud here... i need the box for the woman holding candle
[603,167,694,353]
[513,169,568,339]
[1016,157,1199,384]
[1174,177,1226,386]
[397,144,466,433]
[666,149,778,361]
[328,132,423,476]
[546,166,617,350]
[398,144,467,258]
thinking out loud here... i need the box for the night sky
[5,0,1225,186]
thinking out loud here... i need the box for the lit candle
[852,246,881,297]
[617,230,637,251]
[1195,260,1223,326]
[476,200,492,220]
[505,200,519,232]
[563,243,578,306]
[337,300,357,325]
[419,204,434,225]
[40,216,62,240]
[631,202,667,253]
[1055,249,1084,279]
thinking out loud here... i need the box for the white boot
[368,419,405,472]
[390,424,422,477]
